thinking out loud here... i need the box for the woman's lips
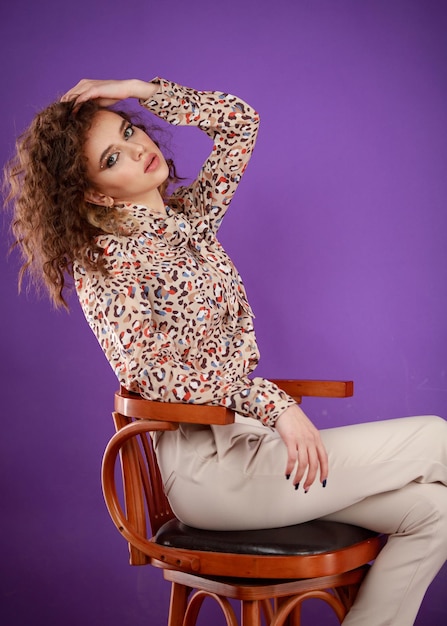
[145,154,159,172]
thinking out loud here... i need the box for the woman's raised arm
[141,78,260,232]
[60,78,159,107]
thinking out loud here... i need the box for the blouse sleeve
[139,78,260,233]
[75,255,296,426]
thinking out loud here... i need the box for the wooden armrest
[116,379,353,425]
[115,388,235,425]
[271,379,354,400]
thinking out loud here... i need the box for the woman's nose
[130,142,145,160]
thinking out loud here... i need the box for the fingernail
[322,479,327,488]
[294,483,300,491]
[286,474,291,480]
[304,488,309,494]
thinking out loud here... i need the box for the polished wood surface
[272,379,354,400]
[115,386,235,425]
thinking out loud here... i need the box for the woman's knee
[415,414,447,457]
[413,483,447,549]
[421,414,446,430]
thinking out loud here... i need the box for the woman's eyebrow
[99,118,127,165]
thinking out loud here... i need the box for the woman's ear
[84,189,114,208]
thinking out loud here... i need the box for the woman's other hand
[275,404,328,492]
[60,78,159,107]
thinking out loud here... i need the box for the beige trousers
[155,414,447,626]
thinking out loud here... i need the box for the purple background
[1,1,446,624]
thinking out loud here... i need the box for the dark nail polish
[294,483,300,491]
[304,489,309,494]
[322,479,327,488]
[286,474,291,480]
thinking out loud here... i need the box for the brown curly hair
[3,100,180,308]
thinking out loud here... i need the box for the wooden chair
[101,380,386,626]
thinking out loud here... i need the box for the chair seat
[155,519,380,557]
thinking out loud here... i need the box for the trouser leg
[306,415,447,625]
[323,482,447,626]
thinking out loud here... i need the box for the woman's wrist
[131,78,159,101]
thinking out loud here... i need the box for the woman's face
[83,110,169,209]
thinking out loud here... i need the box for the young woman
[4,75,447,625]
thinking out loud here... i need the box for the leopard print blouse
[74,78,296,426]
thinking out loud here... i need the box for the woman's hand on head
[60,78,159,107]
[274,404,328,492]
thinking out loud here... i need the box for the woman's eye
[106,152,119,168]
[124,124,134,139]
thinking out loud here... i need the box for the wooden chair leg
[168,581,191,626]
[334,564,370,613]
[276,597,301,626]
[286,605,302,626]
[260,599,274,624]
[334,583,360,614]
[241,599,261,626]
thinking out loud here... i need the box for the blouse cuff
[228,377,297,426]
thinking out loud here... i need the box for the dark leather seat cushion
[155,519,380,556]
